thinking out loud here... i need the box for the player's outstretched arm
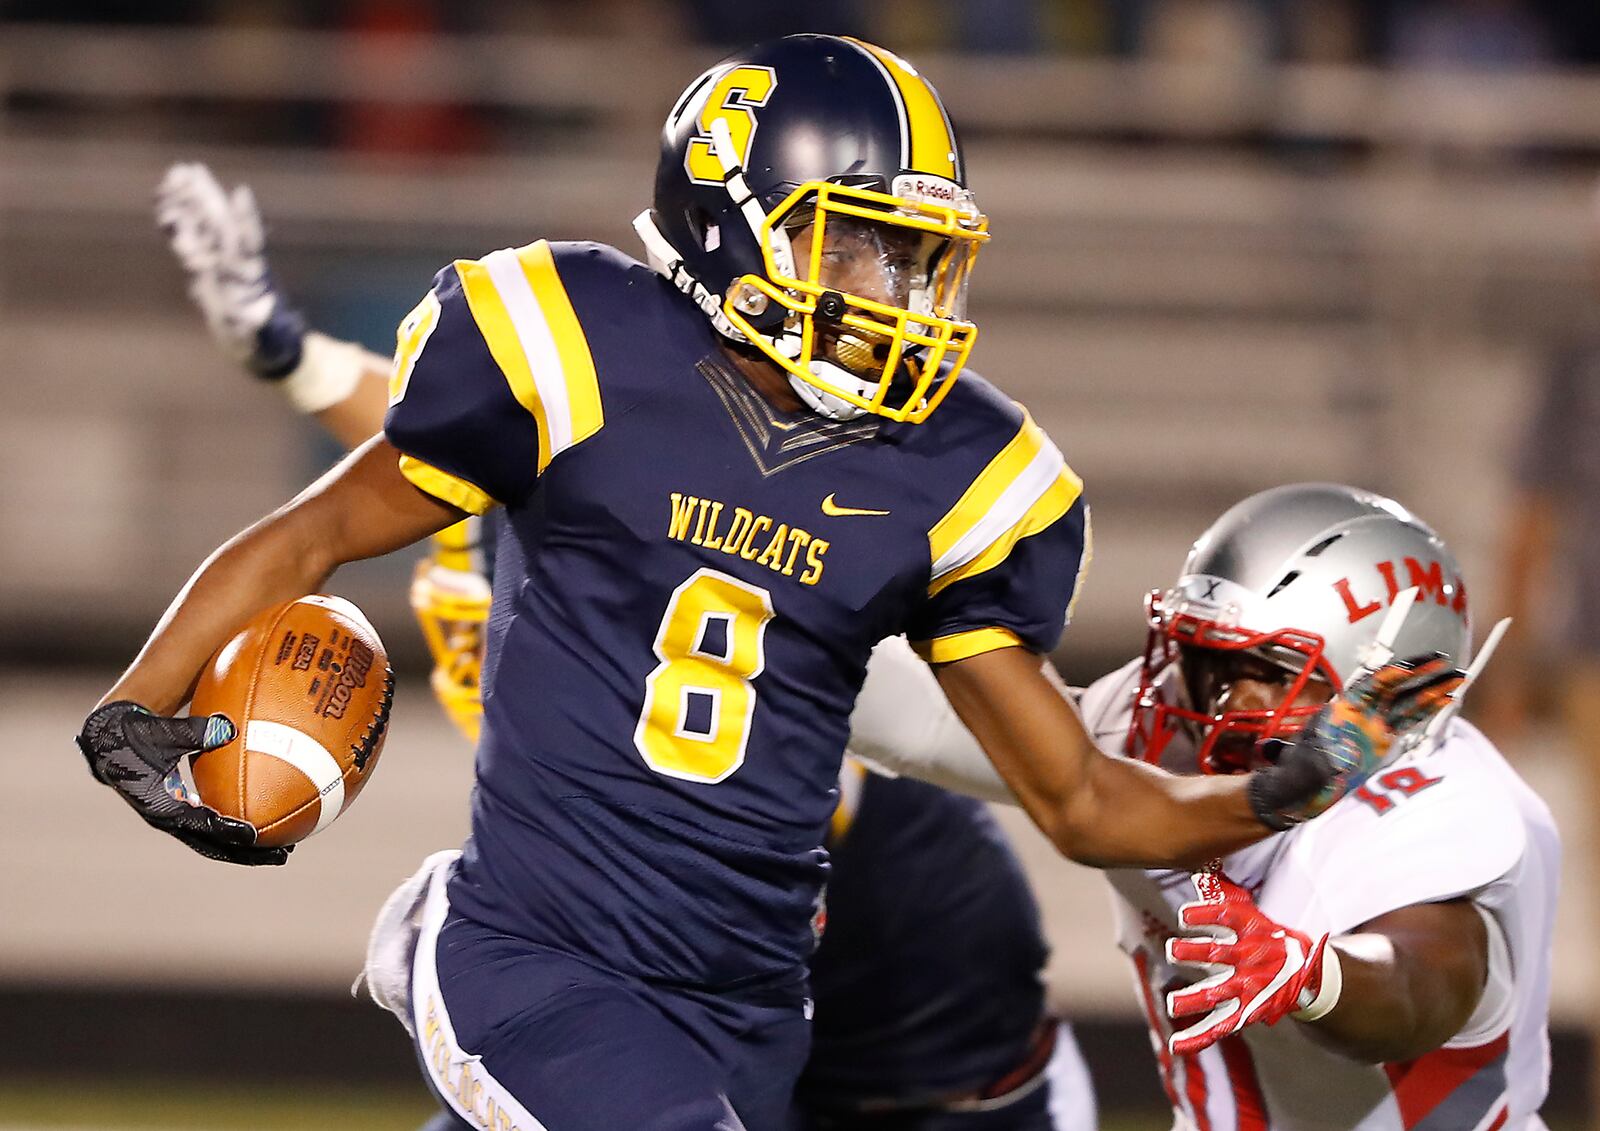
[934,647,1263,869]
[157,163,391,449]
[933,647,1464,869]
[1165,874,1490,1063]
[100,437,458,716]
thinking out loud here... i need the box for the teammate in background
[850,485,1558,1129]
[155,159,1097,1131]
[81,35,1457,1130]
[797,763,1092,1131]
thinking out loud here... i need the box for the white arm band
[279,331,380,414]
[1292,943,1345,1022]
[847,637,1020,806]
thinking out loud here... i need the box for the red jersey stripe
[1382,1030,1510,1127]
[1219,1035,1269,1131]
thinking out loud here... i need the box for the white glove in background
[156,162,295,373]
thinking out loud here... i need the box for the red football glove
[1164,871,1341,1056]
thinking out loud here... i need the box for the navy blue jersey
[800,767,1049,1109]
[384,240,1089,1000]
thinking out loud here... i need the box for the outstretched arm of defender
[853,637,1463,870]
[103,438,460,714]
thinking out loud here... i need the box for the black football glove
[1247,653,1466,831]
[77,701,291,866]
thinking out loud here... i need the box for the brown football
[188,594,393,848]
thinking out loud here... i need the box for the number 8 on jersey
[634,568,774,783]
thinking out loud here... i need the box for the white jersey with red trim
[1082,660,1560,1131]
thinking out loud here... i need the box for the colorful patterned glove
[1247,653,1464,831]
[1165,871,1341,1056]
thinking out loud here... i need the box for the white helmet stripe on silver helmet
[1167,483,1471,684]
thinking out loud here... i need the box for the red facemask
[1128,590,1342,774]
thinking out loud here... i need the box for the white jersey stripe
[482,247,575,457]
[930,438,1065,582]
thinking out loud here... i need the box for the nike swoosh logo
[821,493,890,518]
[1239,934,1303,1025]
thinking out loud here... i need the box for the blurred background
[3,0,1599,1126]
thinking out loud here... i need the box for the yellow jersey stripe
[398,455,495,516]
[929,412,1047,567]
[830,758,868,842]
[911,626,1024,664]
[516,241,603,452]
[454,257,555,472]
[389,290,440,405]
[929,469,1081,597]
[928,409,1063,569]
[851,40,957,180]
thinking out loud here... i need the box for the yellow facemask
[409,522,490,743]
[724,179,988,424]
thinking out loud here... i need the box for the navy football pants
[409,870,811,1131]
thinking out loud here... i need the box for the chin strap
[632,210,749,344]
[708,119,794,279]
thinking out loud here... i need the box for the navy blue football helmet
[635,34,988,422]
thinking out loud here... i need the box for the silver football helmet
[1130,483,1472,773]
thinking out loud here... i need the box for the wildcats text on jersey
[666,491,829,585]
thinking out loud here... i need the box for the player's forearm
[936,650,1268,868]
[1055,755,1265,869]
[104,438,460,714]
[305,345,391,449]
[1301,907,1487,1063]
[103,505,339,714]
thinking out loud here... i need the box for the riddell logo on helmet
[892,174,960,207]
[1332,559,1468,624]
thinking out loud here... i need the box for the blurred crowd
[6,0,1599,67]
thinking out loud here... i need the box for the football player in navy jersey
[83,34,1457,1131]
[155,158,1098,1131]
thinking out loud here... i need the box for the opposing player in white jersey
[849,484,1560,1131]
